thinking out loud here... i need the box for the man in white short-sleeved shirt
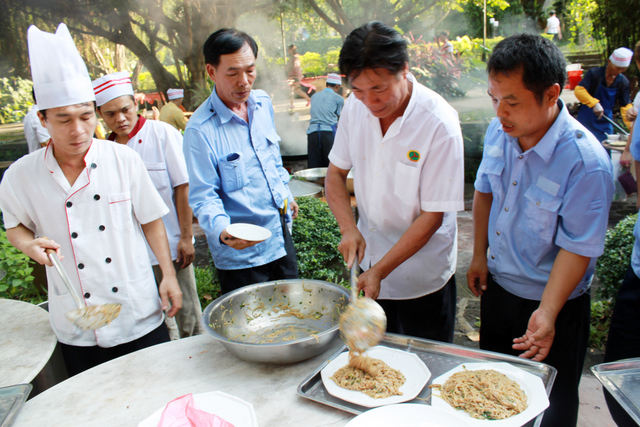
[325,21,465,342]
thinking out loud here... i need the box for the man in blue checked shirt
[183,28,298,294]
[466,34,614,427]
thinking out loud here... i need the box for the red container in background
[566,70,583,90]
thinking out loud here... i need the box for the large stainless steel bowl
[293,168,355,195]
[293,167,328,186]
[202,279,350,364]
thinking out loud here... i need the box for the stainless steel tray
[0,383,32,427]
[591,357,640,424]
[297,333,556,427]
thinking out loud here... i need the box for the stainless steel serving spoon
[339,259,386,353]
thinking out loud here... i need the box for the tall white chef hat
[92,72,134,107]
[27,23,95,111]
[167,88,184,100]
[609,47,634,68]
[326,73,342,85]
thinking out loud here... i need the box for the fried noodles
[431,369,528,420]
[330,352,406,399]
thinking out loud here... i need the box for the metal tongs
[45,246,121,329]
[339,257,386,353]
[601,114,629,136]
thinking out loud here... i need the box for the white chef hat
[92,72,134,107]
[167,88,184,100]
[609,47,634,68]
[27,23,95,111]
[326,73,342,85]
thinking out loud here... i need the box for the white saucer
[226,223,272,241]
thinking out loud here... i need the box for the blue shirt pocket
[522,184,562,241]
[218,152,249,193]
[482,156,505,202]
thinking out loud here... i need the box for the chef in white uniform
[0,23,182,376]
[93,72,203,339]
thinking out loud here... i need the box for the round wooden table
[13,334,352,426]
[0,299,57,387]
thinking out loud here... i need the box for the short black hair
[339,21,409,82]
[326,83,339,88]
[203,28,258,68]
[439,30,450,38]
[487,33,566,105]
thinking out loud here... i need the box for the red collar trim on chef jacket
[107,115,146,141]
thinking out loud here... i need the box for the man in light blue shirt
[306,73,344,168]
[603,120,640,426]
[183,28,298,294]
[466,34,614,427]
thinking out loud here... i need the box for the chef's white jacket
[0,139,169,347]
[329,74,465,300]
[111,116,189,265]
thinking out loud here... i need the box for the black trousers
[217,214,298,295]
[480,275,590,427]
[60,322,170,377]
[604,265,640,426]
[307,130,334,168]
[376,275,456,343]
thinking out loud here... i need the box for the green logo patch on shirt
[407,150,420,162]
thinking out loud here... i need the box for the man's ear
[546,83,561,107]
[37,111,46,128]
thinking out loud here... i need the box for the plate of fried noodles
[430,362,549,426]
[321,346,430,408]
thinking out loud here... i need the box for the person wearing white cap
[0,23,182,376]
[306,73,344,168]
[160,88,188,131]
[93,72,203,340]
[575,46,634,143]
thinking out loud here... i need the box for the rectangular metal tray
[591,357,640,424]
[0,383,32,427]
[297,334,556,427]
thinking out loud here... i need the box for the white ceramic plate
[430,362,549,426]
[320,346,431,408]
[137,391,258,427]
[345,403,473,427]
[226,223,272,242]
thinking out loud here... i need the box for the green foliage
[188,78,214,110]
[595,213,637,301]
[194,264,221,310]
[407,35,486,99]
[592,0,639,56]
[296,37,344,56]
[564,0,602,50]
[590,299,613,351]
[292,197,347,284]
[0,77,34,124]
[0,218,42,303]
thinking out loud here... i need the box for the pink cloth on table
[157,394,235,427]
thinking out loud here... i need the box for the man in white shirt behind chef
[93,72,203,339]
[325,21,465,342]
[0,24,182,376]
[22,89,50,152]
